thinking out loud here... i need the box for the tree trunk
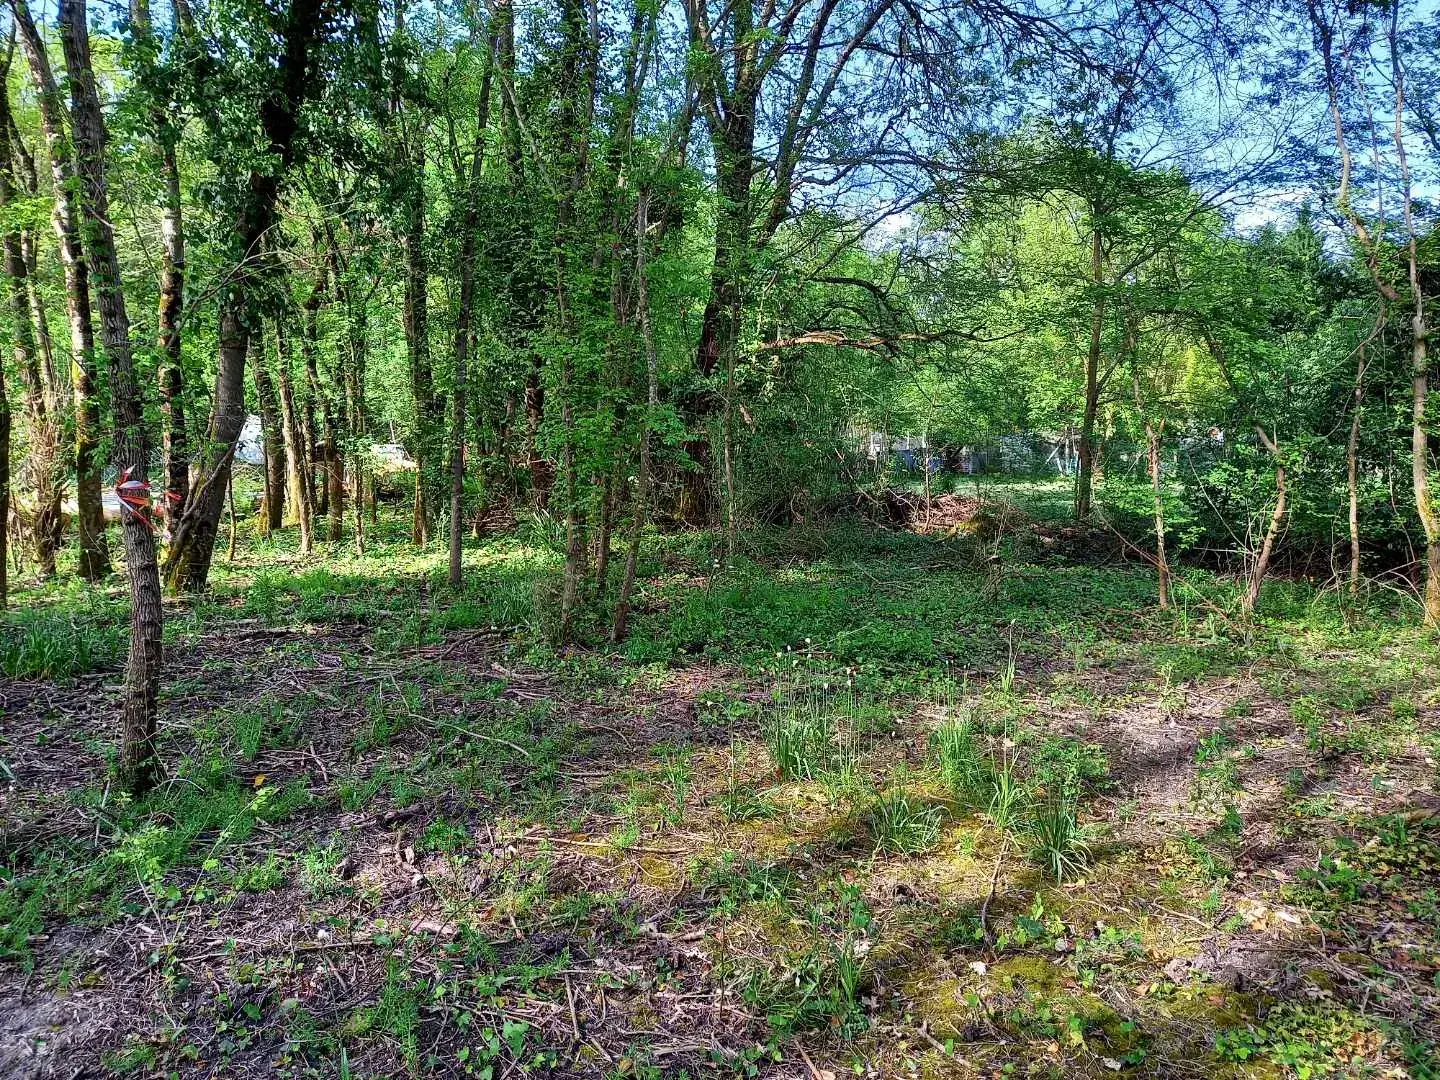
[612,190,659,643]
[684,156,750,528]
[0,60,60,581]
[554,0,598,644]
[1076,225,1105,522]
[130,0,190,527]
[1410,324,1440,624]
[447,22,495,588]
[1146,420,1170,609]
[0,359,7,607]
[252,333,285,535]
[162,0,325,591]
[1243,426,1285,619]
[61,0,163,794]
[303,271,343,543]
[156,138,188,524]
[404,181,436,545]
[275,317,313,553]
[0,167,27,599]
[594,467,616,596]
[1346,345,1367,596]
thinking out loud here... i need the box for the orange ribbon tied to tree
[115,467,156,533]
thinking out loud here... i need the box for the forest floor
[2,479,1439,1079]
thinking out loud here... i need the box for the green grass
[0,603,128,679]
[4,500,1438,1075]
[864,787,944,854]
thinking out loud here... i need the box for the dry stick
[977,833,1009,939]
[796,1043,828,1080]
[425,715,532,760]
[226,471,237,560]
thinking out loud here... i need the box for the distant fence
[857,431,1228,480]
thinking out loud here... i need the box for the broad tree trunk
[684,155,751,528]
[162,0,325,591]
[252,334,285,535]
[276,317,313,553]
[61,0,163,793]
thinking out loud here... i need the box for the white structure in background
[370,443,415,474]
[234,415,415,472]
[237,414,265,465]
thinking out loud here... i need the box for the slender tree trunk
[156,139,188,523]
[447,24,495,588]
[344,299,368,557]
[303,271,343,543]
[612,189,659,642]
[1076,224,1105,522]
[1347,345,1367,596]
[1410,325,1439,624]
[0,65,60,580]
[276,317,313,553]
[1146,420,1170,608]
[1243,426,1285,618]
[227,471,237,560]
[404,188,435,544]
[21,235,57,414]
[554,0,598,643]
[0,157,32,596]
[61,0,163,793]
[0,358,7,607]
[129,0,191,527]
[594,468,616,595]
[252,334,285,535]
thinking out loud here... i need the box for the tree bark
[1387,12,1440,626]
[1243,425,1285,618]
[0,347,7,607]
[61,0,163,793]
[554,0,599,643]
[252,333,285,535]
[276,316,313,552]
[448,24,495,588]
[1076,224,1105,521]
[131,0,189,526]
[1146,419,1169,608]
[0,134,33,594]
[612,189,659,642]
[162,0,325,591]
[303,269,343,543]
[0,47,60,580]
[1346,343,1368,596]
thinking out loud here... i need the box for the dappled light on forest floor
[3,526,1437,1078]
